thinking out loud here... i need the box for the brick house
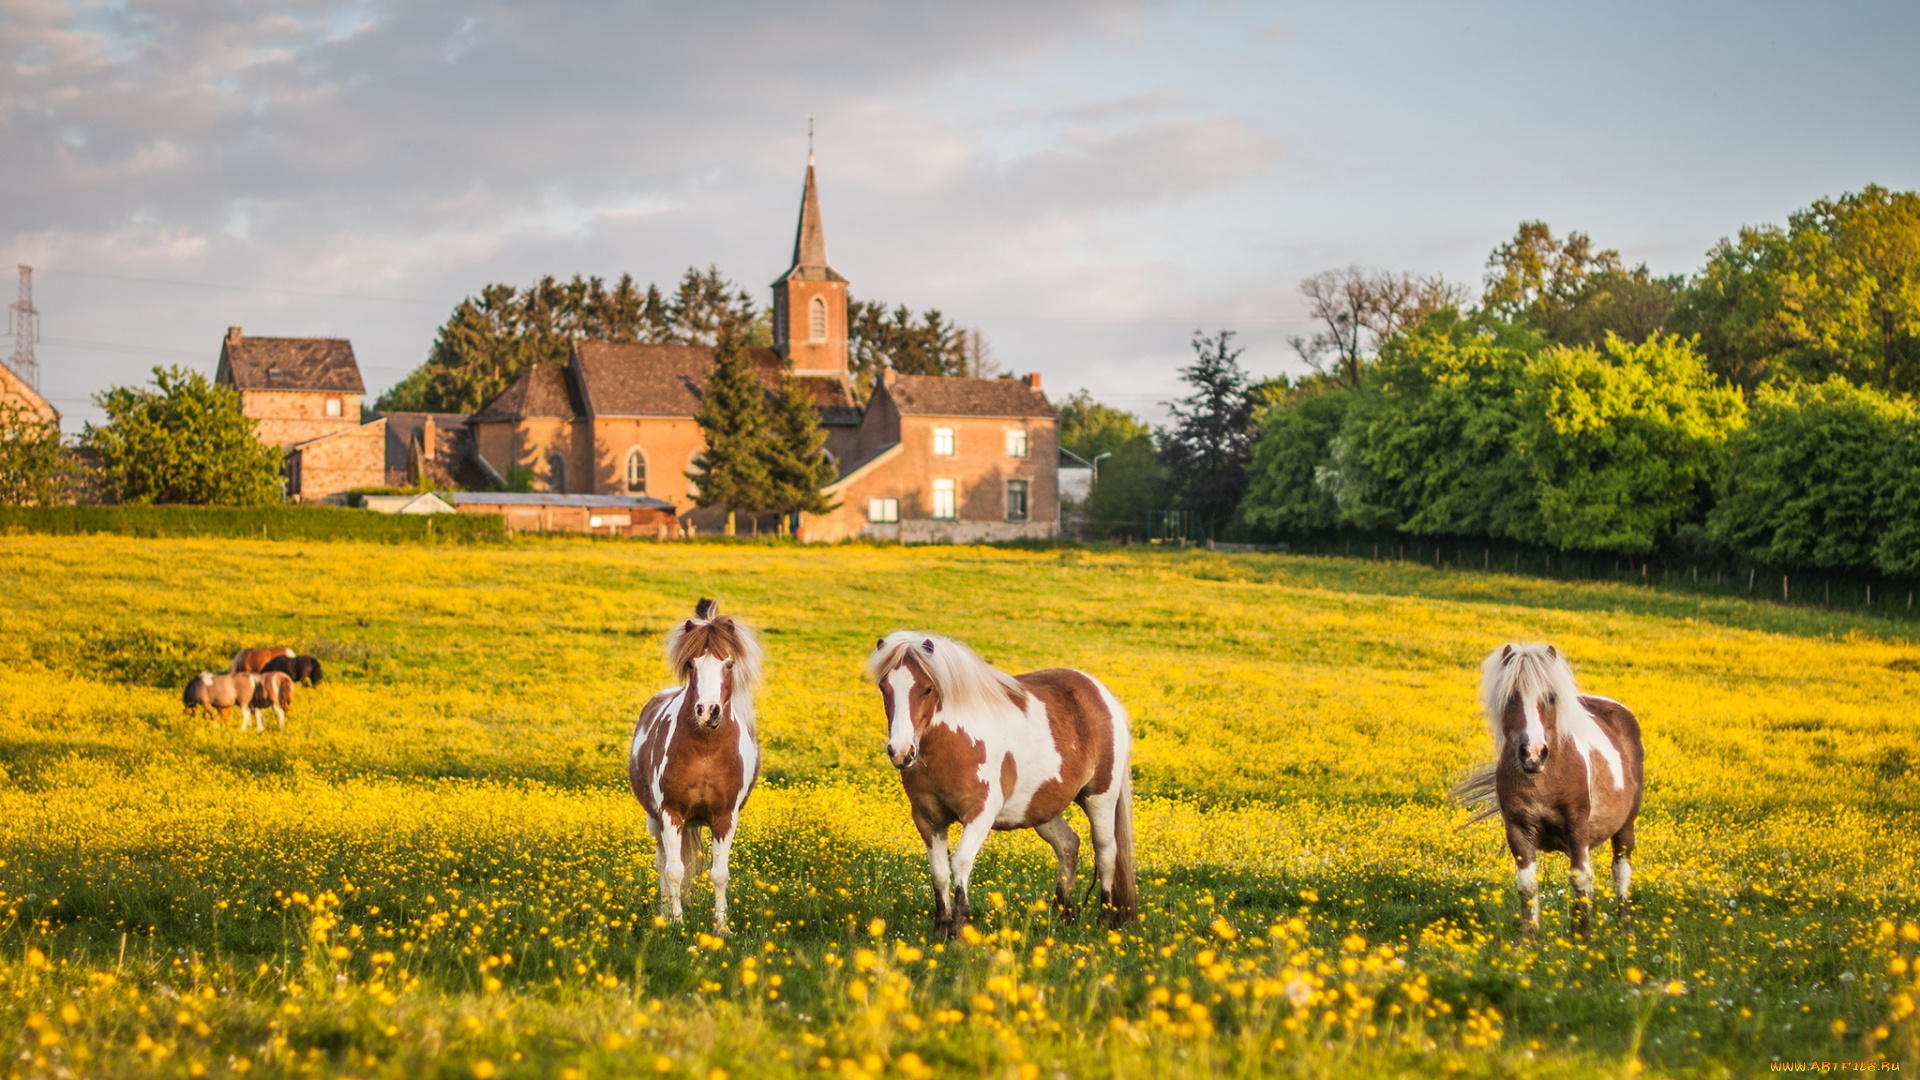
[215,328,385,503]
[0,362,58,427]
[462,154,1059,542]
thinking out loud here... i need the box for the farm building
[215,328,386,504]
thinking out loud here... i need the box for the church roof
[884,374,1055,419]
[773,157,847,285]
[218,330,365,394]
[469,365,581,421]
[570,341,861,421]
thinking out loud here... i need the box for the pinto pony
[183,672,259,727]
[865,632,1137,935]
[230,647,295,674]
[263,654,324,686]
[627,599,764,931]
[248,670,295,731]
[1452,643,1644,939]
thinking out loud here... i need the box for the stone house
[0,362,58,427]
[215,328,386,503]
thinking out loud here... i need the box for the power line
[41,267,450,306]
[41,335,203,359]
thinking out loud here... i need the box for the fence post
[1783,574,1789,602]
[1748,568,1755,595]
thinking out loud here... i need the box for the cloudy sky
[5,0,1917,430]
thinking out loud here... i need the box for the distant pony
[229,647,295,674]
[183,671,260,727]
[865,632,1137,934]
[627,599,765,932]
[263,654,324,687]
[248,670,295,731]
[1453,643,1645,939]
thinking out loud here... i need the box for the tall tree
[688,331,772,536]
[0,402,72,506]
[1290,268,1468,389]
[668,266,759,346]
[81,366,284,505]
[759,372,839,531]
[1484,222,1680,347]
[848,299,970,390]
[1159,331,1261,538]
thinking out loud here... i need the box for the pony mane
[663,599,765,699]
[1479,641,1623,783]
[864,631,1028,715]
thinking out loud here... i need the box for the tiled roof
[886,374,1055,419]
[375,411,469,470]
[571,342,861,420]
[220,334,364,393]
[452,492,676,511]
[469,365,581,421]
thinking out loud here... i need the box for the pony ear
[683,619,696,633]
[875,638,886,650]
[1500,644,1513,663]
[1545,644,1557,659]
[920,638,936,655]
[695,598,717,620]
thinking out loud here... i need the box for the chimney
[422,417,437,460]
[225,326,243,349]
[1023,372,1042,390]
[881,368,897,388]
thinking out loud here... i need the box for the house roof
[569,342,861,421]
[1059,447,1094,470]
[0,362,58,425]
[451,492,676,511]
[375,411,469,470]
[219,331,365,394]
[469,365,581,421]
[885,374,1055,419]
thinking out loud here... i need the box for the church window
[933,427,955,457]
[867,497,899,524]
[932,479,957,520]
[809,295,828,342]
[1005,428,1028,459]
[625,448,647,493]
[548,452,567,493]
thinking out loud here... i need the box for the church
[464,157,1063,542]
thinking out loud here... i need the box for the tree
[1057,390,1151,462]
[668,266,760,346]
[1237,387,1353,535]
[1675,185,1920,394]
[848,299,970,390]
[1055,390,1159,533]
[1516,334,1745,553]
[1159,331,1262,538]
[1708,378,1913,573]
[0,402,72,506]
[688,331,772,535]
[1484,221,1680,347]
[1290,268,1469,389]
[81,366,284,505]
[759,370,839,531]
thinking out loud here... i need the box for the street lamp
[1091,451,1113,489]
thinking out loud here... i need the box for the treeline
[378,267,994,414]
[1066,185,1920,581]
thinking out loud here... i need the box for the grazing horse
[248,670,295,731]
[1452,643,1645,939]
[263,654,324,686]
[865,632,1137,935]
[183,672,259,727]
[627,599,764,932]
[230,647,295,674]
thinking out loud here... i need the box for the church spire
[790,155,829,271]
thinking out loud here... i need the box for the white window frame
[867,497,899,524]
[932,479,957,520]
[624,447,647,494]
[1005,428,1029,459]
[809,295,828,342]
[324,397,343,418]
[932,427,956,457]
[1005,478,1029,522]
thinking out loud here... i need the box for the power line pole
[8,264,39,391]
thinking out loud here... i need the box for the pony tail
[1107,775,1138,925]
[1449,761,1501,827]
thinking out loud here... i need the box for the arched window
[547,451,567,493]
[624,448,647,493]
[809,295,828,342]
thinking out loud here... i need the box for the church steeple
[772,151,849,375]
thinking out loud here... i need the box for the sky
[4,0,1917,432]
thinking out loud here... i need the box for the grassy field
[0,536,1915,1079]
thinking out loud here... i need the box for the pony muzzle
[1516,739,1550,773]
[888,741,920,769]
[693,702,725,729]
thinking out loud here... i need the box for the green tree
[688,332,772,535]
[1159,331,1262,538]
[1708,378,1913,572]
[1675,185,1920,394]
[1484,221,1680,346]
[81,366,284,505]
[1516,334,1745,553]
[848,299,970,390]
[1056,390,1151,461]
[1055,391,1161,534]
[760,370,839,530]
[0,402,72,506]
[1237,386,1353,535]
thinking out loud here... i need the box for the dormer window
[267,368,286,379]
[809,295,828,342]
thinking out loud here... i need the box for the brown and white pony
[230,647,295,674]
[627,599,764,932]
[183,671,259,727]
[248,670,295,731]
[865,632,1137,934]
[1453,643,1644,939]
[263,654,324,686]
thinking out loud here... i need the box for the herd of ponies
[181,647,324,732]
[628,600,1646,941]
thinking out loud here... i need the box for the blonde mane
[663,600,765,701]
[1455,642,1624,822]
[864,631,1028,715]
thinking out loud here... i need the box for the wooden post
[1748,568,1755,595]
[1782,574,1789,602]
